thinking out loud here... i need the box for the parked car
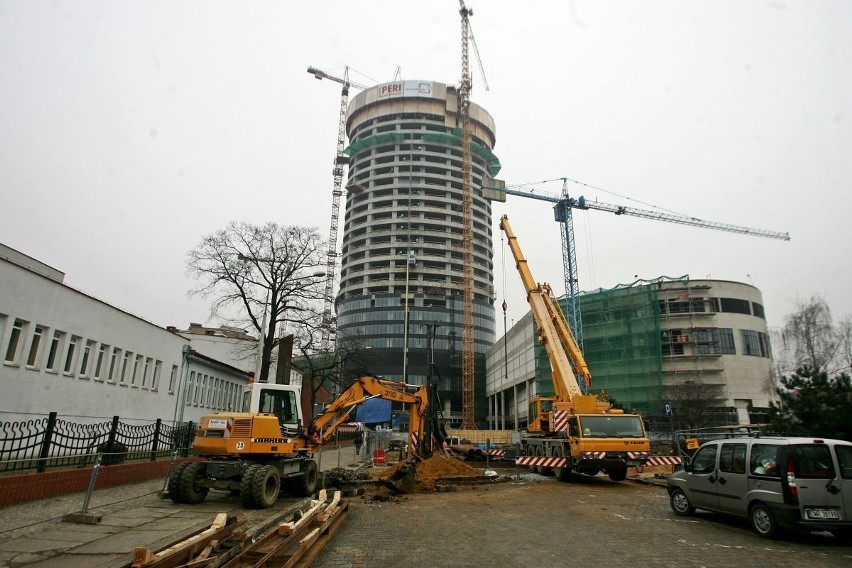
[667,436,852,538]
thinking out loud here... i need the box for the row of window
[661,327,771,358]
[1,315,178,392]
[185,369,243,412]
[658,297,766,320]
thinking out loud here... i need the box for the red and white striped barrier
[484,449,504,457]
[644,456,682,466]
[516,456,568,468]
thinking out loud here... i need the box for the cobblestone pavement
[313,473,852,568]
[1,454,850,568]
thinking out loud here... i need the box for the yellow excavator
[168,373,428,508]
[500,215,650,482]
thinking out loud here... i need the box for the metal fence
[0,412,196,474]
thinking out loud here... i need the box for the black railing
[0,412,196,474]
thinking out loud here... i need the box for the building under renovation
[485,277,777,430]
[335,80,501,426]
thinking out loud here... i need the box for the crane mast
[458,1,476,429]
[307,66,366,349]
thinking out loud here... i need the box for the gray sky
[2,1,850,334]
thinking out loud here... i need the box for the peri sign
[378,81,434,99]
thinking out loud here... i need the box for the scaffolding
[563,280,669,416]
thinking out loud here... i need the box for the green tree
[766,367,852,441]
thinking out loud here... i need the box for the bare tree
[186,221,326,382]
[778,296,842,376]
[837,315,852,376]
[291,326,380,417]
[667,380,729,430]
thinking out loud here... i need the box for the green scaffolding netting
[343,131,502,177]
[533,282,666,417]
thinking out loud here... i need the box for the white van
[667,436,852,538]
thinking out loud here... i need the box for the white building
[0,244,251,425]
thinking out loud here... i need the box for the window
[93,344,107,380]
[151,360,162,391]
[718,328,736,354]
[750,444,781,477]
[131,354,142,386]
[793,444,835,479]
[168,364,178,393]
[719,443,747,474]
[741,330,761,356]
[719,297,751,315]
[5,319,25,364]
[108,347,121,382]
[64,336,79,374]
[837,446,852,480]
[120,351,131,384]
[691,444,718,475]
[79,340,95,377]
[141,357,151,388]
[46,331,64,372]
[27,326,44,367]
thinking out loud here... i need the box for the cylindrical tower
[336,80,499,426]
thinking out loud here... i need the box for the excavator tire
[291,460,319,497]
[249,465,281,509]
[168,462,191,503]
[178,462,210,504]
[240,464,262,508]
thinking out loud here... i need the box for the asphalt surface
[1,450,850,568]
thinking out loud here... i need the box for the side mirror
[682,460,693,473]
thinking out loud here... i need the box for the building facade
[0,244,252,426]
[335,80,500,425]
[485,277,777,430]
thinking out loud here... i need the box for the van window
[750,444,780,477]
[692,444,718,474]
[837,446,852,480]
[793,444,835,479]
[720,443,747,474]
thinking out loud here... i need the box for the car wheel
[750,503,778,538]
[669,488,695,516]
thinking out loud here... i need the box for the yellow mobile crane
[168,374,428,508]
[500,215,650,482]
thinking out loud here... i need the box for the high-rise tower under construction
[336,80,499,425]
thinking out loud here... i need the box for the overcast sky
[2,1,850,335]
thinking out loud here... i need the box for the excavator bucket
[380,458,418,493]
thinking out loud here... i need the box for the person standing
[354,429,364,456]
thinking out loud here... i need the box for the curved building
[336,80,499,425]
[486,277,778,429]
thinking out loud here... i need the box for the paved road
[313,474,852,568]
[1,454,850,568]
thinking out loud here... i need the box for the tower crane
[486,177,790,354]
[307,66,367,350]
[458,1,476,429]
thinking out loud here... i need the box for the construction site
[7,2,844,567]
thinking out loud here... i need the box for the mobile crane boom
[500,214,650,483]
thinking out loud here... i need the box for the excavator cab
[241,383,303,436]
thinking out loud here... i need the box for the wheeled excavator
[167,373,428,508]
[500,215,651,482]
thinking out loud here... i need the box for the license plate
[805,508,840,520]
[208,418,229,429]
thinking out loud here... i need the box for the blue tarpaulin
[355,397,392,425]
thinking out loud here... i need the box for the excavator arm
[307,374,428,458]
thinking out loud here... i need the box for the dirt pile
[378,455,481,492]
